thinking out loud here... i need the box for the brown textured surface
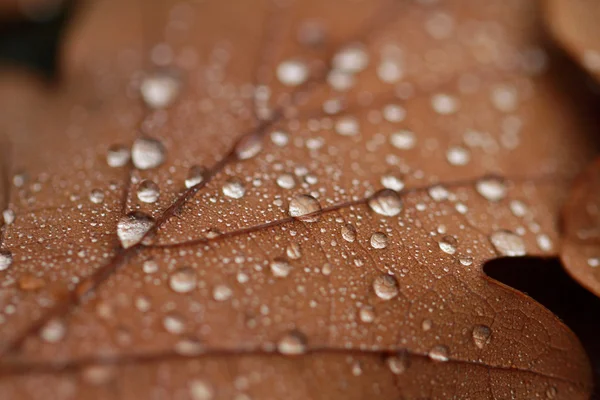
[0,0,598,399]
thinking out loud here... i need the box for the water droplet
[335,116,359,136]
[382,104,406,122]
[89,189,105,204]
[136,180,160,203]
[422,319,433,331]
[472,324,492,349]
[341,223,357,243]
[0,250,13,271]
[286,243,302,260]
[509,200,528,217]
[163,313,186,334]
[277,60,309,86]
[297,19,325,47]
[213,284,233,301]
[132,137,166,170]
[490,230,526,256]
[536,234,553,252]
[270,258,292,278]
[428,185,449,201]
[185,165,206,188]
[190,380,214,400]
[446,146,470,166]
[333,44,369,73]
[431,93,459,115]
[390,130,416,150]
[476,178,506,201]
[381,173,404,192]
[288,194,321,222]
[82,365,116,386]
[359,305,375,323]
[428,345,449,362]
[490,84,518,113]
[370,232,389,249]
[546,386,558,399]
[142,259,159,274]
[459,256,473,266]
[276,173,296,189]
[169,267,197,293]
[351,360,363,376]
[222,178,246,199]
[174,337,203,356]
[277,330,307,355]
[270,130,289,147]
[117,212,154,249]
[140,72,181,109]
[235,134,263,160]
[588,257,600,268]
[386,352,408,374]
[106,144,130,167]
[40,319,66,343]
[373,274,399,300]
[368,189,402,217]
[438,235,457,255]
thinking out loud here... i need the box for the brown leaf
[545,0,600,81]
[0,0,599,399]
[561,158,600,297]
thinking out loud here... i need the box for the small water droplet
[446,146,470,166]
[333,44,369,73]
[359,305,375,323]
[438,235,457,255]
[174,337,203,356]
[213,284,233,301]
[368,189,402,217]
[270,258,292,278]
[117,212,154,249]
[286,243,302,260]
[536,234,552,252]
[288,194,321,222]
[428,185,449,201]
[341,223,357,243]
[106,144,130,167]
[185,165,206,188]
[297,19,326,47]
[169,267,197,293]
[459,256,473,266]
[142,259,159,274]
[40,319,66,343]
[390,130,416,150]
[373,274,399,300]
[222,178,246,199]
[431,93,459,115]
[335,116,359,136]
[490,230,525,256]
[381,173,404,192]
[136,180,160,203]
[386,352,409,374]
[277,330,307,355]
[270,130,289,147]
[421,319,433,331]
[89,189,105,204]
[588,257,600,268]
[428,345,449,362]
[132,137,166,170]
[163,313,186,334]
[277,60,309,86]
[370,232,389,249]
[509,200,528,217]
[140,71,181,109]
[472,324,492,349]
[476,178,506,201]
[0,250,13,271]
[190,380,214,400]
[276,173,296,189]
[382,104,406,122]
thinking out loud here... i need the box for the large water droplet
[373,274,399,300]
[169,267,197,293]
[137,180,160,203]
[0,250,13,271]
[368,189,402,217]
[277,60,309,86]
[140,72,181,109]
[341,223,357,243]
[428,345,449,362]
[370,232,389,249]
[288,194,321,222]
[438,235,457,255]
[185,165,206,189]
[476,178,506,201]
[106,144,130,167]
[222,178,246,199]
[490,230,525,256]
[270,258,292,278]
[132,137,166,170]
[472,324,492,349]
[117,212,154,249]
[277,330,307,355]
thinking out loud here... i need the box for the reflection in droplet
[163,313,186,334]
[0,250,13,271]
[428,345,449,362]
[370,232,389,249]
[222,178,246,199]
[288,194,321,222]
[472,324,492,349]
[277,330,307,355]
[137,180,160,203]
[117,212,154,249]
[373,274,399,300]
[368,189,402,217]
[212,284,233,302]
[476,178,506,201]
[490,230,526,256]
[132,137,166,170]
[169,267,197,293]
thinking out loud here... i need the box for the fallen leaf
[0,0,599,399]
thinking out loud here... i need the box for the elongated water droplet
[428,345,449,362]
[277,330,307,355]
[137,180,160,203]
[476,178,506,201]
[185,165,206,189]
[490,230,525,256]
[132,137,166,170]
[368,189,402,217]
[277,60,309,86]
[140,72,181,109]
[169,267,197,293]
[106,144,130,167]
[341,223,357,243]
[289,194,321,222]
[117,212,154,249]
[222,178,246,199]
[373,274,399,300]
[472,324,492,349]
[0,250,13,271]
[370,232,389,249]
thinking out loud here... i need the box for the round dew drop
[136,180,160,203]
[132,137,166,170]
[373,274,399,300]
[277,330,307,355]
[368,189,402,217]
[276,60,309,86]
[140,72,181,109]
[222,178,246,199]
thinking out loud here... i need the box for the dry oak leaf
[545,0,600,81]
[561,158,600,298]
[0,0,599,399]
